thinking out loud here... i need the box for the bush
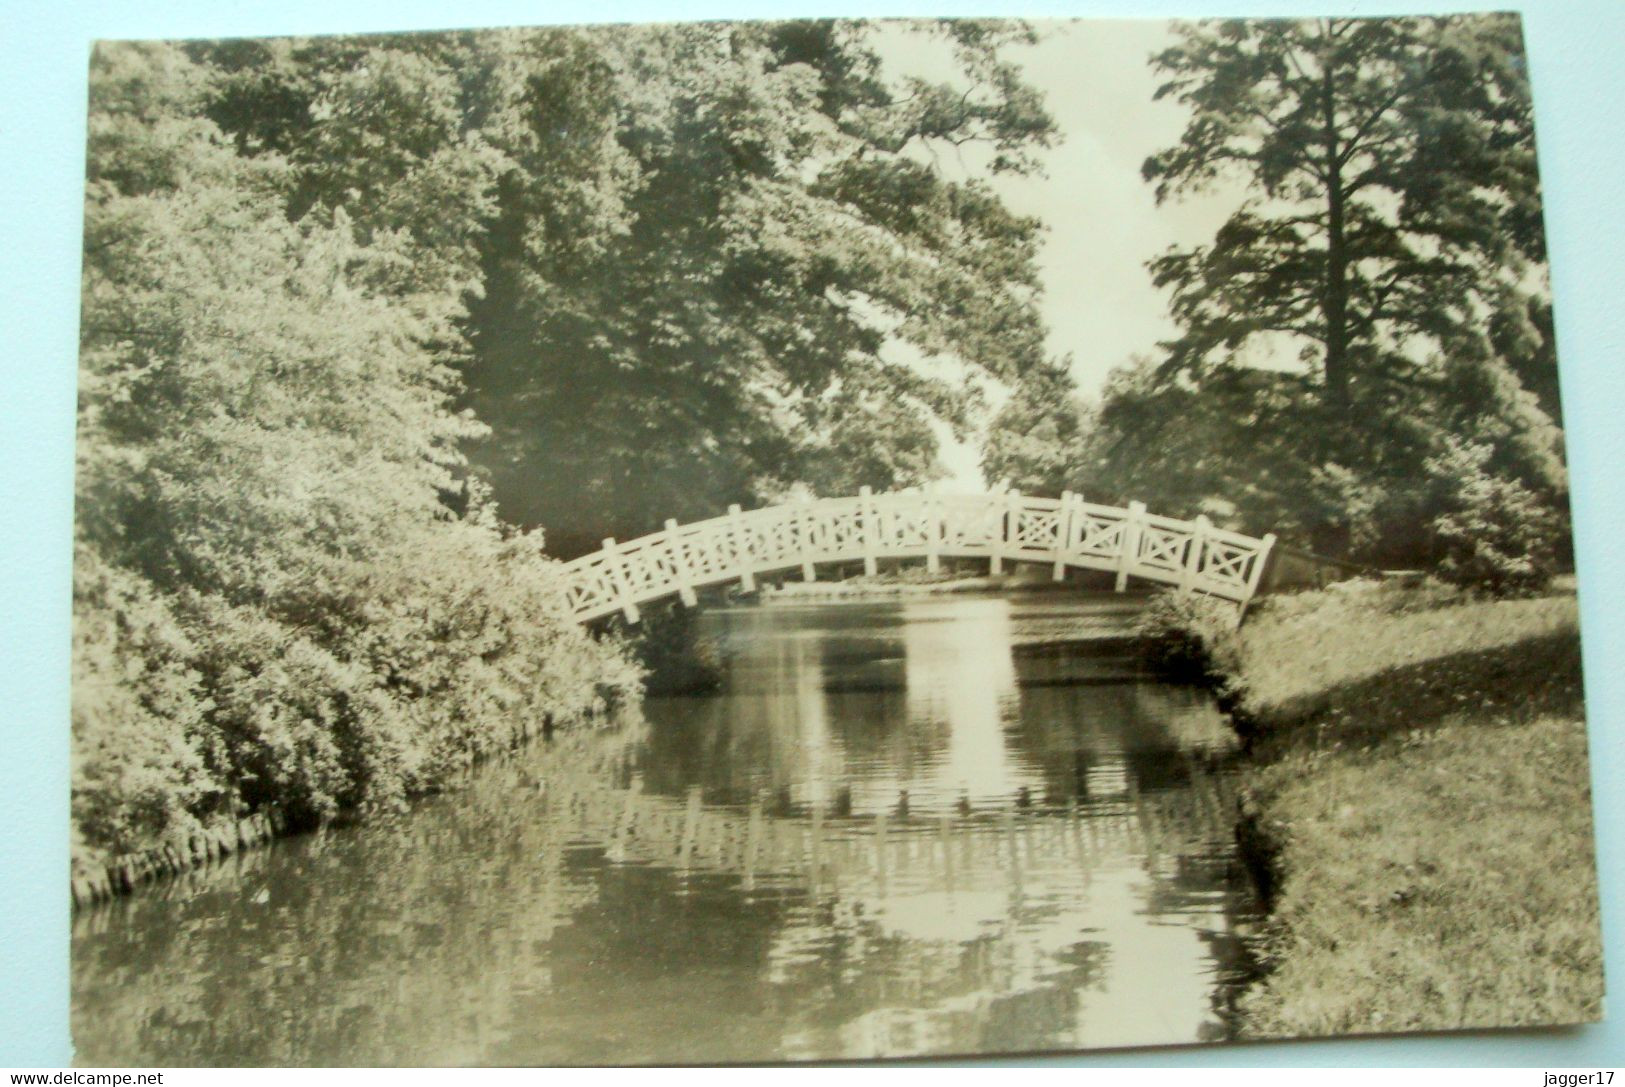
[71,49,644,867]
[72,549,218,861]
[72,523,644,861]
[1426,439,1563,596]
[623,603,723,696]
[1133,588,1243,683]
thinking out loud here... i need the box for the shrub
[1134,588,1243,683]
[71,48,644,867]
[71,549,218,862]
[72,522,645,860]
[623,603,722,696]
[1426,439,1563,596]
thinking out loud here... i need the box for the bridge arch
[555,488,1276,624]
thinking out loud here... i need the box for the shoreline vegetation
[68,690,637,909]
[1142,578,1603,1037]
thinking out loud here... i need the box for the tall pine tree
[1137,14,1561,557]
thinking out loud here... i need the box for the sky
[877,20,1243,487]
[988,20,1233,393]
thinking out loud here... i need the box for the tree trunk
[1321,56,1353,439]
[1316,36,1355,561]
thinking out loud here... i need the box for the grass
[1225,578,1605,1039]
[1235,578,1581,722]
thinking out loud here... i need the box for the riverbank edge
[70,585,1167,909]
[70,587,1149,909]
[70,700,624,911]
[1145,581,1604,1038]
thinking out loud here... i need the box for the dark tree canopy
[192,21,1057,555]
[1143,15,1545,420]
[981,15,1566,569]
[980,357,1089,495]
[983,14,1564,566]
[73,23,1058,860]
[461,21,1057,555]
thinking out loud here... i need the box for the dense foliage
[985,14,1569,585]
[73,41,641,864]
[74,23,1054,864]
[1426,438,1562,593]
[1132,588,1243,684]
[191,22,1056,555]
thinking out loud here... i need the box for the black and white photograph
[62,10,1606,1066]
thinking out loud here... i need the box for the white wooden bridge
[556,488,1276,624]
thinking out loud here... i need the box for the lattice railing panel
[678,520,734,581]
[1200,538,1255,588]
[1136,525,1190,574]
[809,502,865,558]
[1074,509,1128,556]
[939,495,1004,551]
[752,508,800,569]
[559,558,618,617]
[556,490,1275,622]
[874,493,934,553]
[1010,506,1063,553]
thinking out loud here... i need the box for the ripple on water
[73,594,1263,1066]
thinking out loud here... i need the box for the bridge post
[798,498,817,582]
[1179,514,1212,594]
[679,785,702,869]
[860,485,878,577]
[1116,501,1146,592]
[998,489,1022,574]
[664,519,698,607]
[989,491,1005,575]
[1054,490,1078,581]
[1237,532,1278,620]
[600,537,641,623]
[728,504,756,591]
[744,794,764,891]
[925,485,941,574]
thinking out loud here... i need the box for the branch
[1336,81,1412,169]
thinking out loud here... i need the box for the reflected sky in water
[73,594,1261,1065]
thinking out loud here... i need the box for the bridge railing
[555,489,1276,623]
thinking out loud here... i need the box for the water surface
[73,594,1261,1065]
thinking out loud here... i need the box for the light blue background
[3,0,1619,1068]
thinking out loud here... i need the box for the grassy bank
[1208,581,1604,1038]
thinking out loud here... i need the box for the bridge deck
[555,489,1276,623]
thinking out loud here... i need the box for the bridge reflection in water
[72,595,1263,1066]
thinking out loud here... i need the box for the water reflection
[73,594,1260,1065]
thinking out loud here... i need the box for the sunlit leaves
[451,19,1054,551]
[73,41,638,861]
[1123,14,1564,561]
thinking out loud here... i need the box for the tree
[983,355,1376,547]
[192,21,1057,557]
[460,20,1056,554]
[1136,14,1562,558]
[1426,437,1561,594]
[980,358,1092,494]
[74,41,635,860]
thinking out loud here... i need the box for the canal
[72,594,1262,1065]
